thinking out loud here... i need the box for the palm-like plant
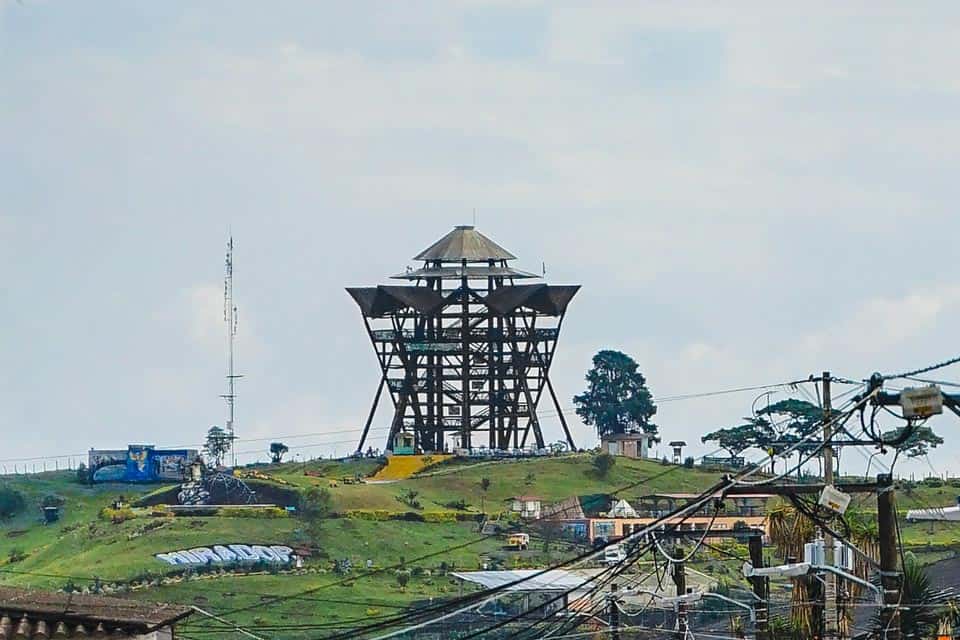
[767,502,882,636]
[875,552,948,639]
[768,503,816,633]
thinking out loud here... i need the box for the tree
[269,442,290,464]
[573,350,657,438]
[75,463,89,485]
[204,426,232,467]
[0,487,26,520]
[701,424,759,459]
[300,487,332,541]
[396,570,410,592]
[479,477,491,515]
[882,424,944,458]
[592,453,616,478]
[743,399,822,475]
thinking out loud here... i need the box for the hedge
[342,509,480,523]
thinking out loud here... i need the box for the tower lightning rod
[223,235,241,468]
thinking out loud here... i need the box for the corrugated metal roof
[450,569,590,592]
[414,226,517,262]
[0,587,193,633]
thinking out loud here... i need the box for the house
[561,514,768,544]
[631,493,773,518]
[548,492,774,543]
[0,587,193,639]
[605,498,638,518]
[508,496,542,520]
[600,432,658,459]
[668,440,687,464]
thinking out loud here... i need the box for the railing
[370,327,560,343]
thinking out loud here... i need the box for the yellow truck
[506,533,530,550]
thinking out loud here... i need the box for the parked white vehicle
[603,544,627,565]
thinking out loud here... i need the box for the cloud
[801,285,960,359]
[5,3,960,478]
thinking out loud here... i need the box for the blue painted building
[88,445,199,483]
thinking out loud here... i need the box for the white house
[600,432,659,459]
[508,495,542,520]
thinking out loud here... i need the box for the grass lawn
[6,457,960,637]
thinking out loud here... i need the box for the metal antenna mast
[223,235,241,467]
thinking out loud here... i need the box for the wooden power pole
[749,533,770,640]
[823,371,839,639]
[672,547,687,639]
[877,473,902,640]
[609,582,620,640]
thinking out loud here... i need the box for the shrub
[0,487,26,520]
[591,453,616,478]
[7,548,26,563]
[396,570,410,591]
[300,486,333,541]
[42,494,65,508]
[421,511,458,523]
[344,509,393,521]
[396,489,422,510]
[443,498,469,511]
[683,457,695,468]
[100,506,136,523]
[923,476,944,488]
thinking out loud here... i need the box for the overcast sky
[3,1,960,477]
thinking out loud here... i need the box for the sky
[3,1,960,478]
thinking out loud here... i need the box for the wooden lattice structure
[347,226,579,453]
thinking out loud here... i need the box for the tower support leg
[546,375,576,450]
[357,376,386,453]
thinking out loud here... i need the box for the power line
[881,354,960,381]
[345,410,860,640]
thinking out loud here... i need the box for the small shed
[392,432,415,455]
[668,440,687,464]
[601,432,658,459]
[508,496,542,520]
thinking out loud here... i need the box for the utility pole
[672,546,687,639]
[749,533,770,640]
[822,371,839,639]
[609,582,620,640]
[877,473,902,640]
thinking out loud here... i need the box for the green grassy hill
[0,455,957,638]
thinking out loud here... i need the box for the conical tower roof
[414,225,517,262]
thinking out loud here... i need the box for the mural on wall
[177,473,256,506]
[89,450,129,483]
[89,445,199,483]
[155,544,295,566]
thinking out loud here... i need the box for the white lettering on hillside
[154,544,296,566]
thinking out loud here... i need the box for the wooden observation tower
[347,226,579,453]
